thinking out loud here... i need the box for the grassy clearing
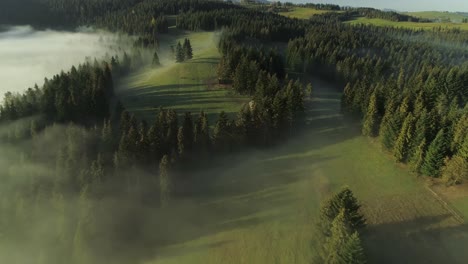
[135,78,468,264]
[347,17,468,31]
[116,30,249,123]
[406,11,468,23]
[278,7,335,19]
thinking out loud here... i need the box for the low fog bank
[0,25,132,96]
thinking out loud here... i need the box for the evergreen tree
[175,42,185,63]
[393,113,415,162]
[410,138,427,174]
[152,51,161,66]
[442,155,468,185]
[362,91,380,137]
[194,111,211,153]
[159,155,171,207]
[183,38,193,60]
[342,232,367,264]
[213,111,230,152]
[421,129,449,177]
[319,187,366,235]
[324,209,350,264]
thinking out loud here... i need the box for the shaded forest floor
[119,66,468,263]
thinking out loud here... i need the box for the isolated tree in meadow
[362,91,380,137]
[393,113,415,162]
[421,129,449,177]
[183,38,193,60]
[152,51,161,66]
[175,42,185,63]
[159,155,171,207]
[319,187,366,236]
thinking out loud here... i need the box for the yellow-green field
[406,11,468,22]
[278,7,335,19]
[125,78,468,264]
[117,31,249,122]
[347,17,468,31]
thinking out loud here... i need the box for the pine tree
[342,232,367,264]
[194,111,211,153]
[159,155,171,207]
[183,38,193,60]
[175,42,185,63]
[213,111,230,152]
[393,113,415,162]
[324,209,350,264]
[177,127,185,157]
[421,129,449,177]
[319,187,366,235]
[362,91,380,137]
[152,51,161,66]
[410,138,427,174]
[442,155,468,185]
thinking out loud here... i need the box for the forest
[0,0,467,263]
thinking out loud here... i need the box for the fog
[0,25,128,96]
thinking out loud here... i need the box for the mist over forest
[0,26,130,95]
[0,0,467,264]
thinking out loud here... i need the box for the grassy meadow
[278,7,335,19]
[116,31,249,123]
[347,17,468,31]
[406,11,468,22]
[120,76,468,264]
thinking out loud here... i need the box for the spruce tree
[324,209,350,264]
[393,113,415,162]
[421,129,449,177]
[362,91,380,137]
[175,42,185,63]
[159,155,171,207]
[342,232,367,264]
[177,127,185,157]
[152,51,161,67]
[183,38,193,60]
[213,111,230,152]
[194,111,211,153]
[410,138,427,174]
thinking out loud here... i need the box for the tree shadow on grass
[363,214,468,264]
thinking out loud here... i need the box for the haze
[287,0,468,12]
[0,26,123,96]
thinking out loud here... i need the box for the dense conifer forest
[0,0,467,263]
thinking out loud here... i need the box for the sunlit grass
[117,31,249,123]
[278,7,336,20]
[347,17,468,31]
[138,80,468,264]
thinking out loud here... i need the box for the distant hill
[405,11,468,22]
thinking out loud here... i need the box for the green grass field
[278,7,335,19]
[347,17,468,31]
[116,31,249,123]
[406,11,468,23]
[126,78,468,264]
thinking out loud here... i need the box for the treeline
[0,52,143,127]
[287,22,468,184]
[176,8,306,42]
